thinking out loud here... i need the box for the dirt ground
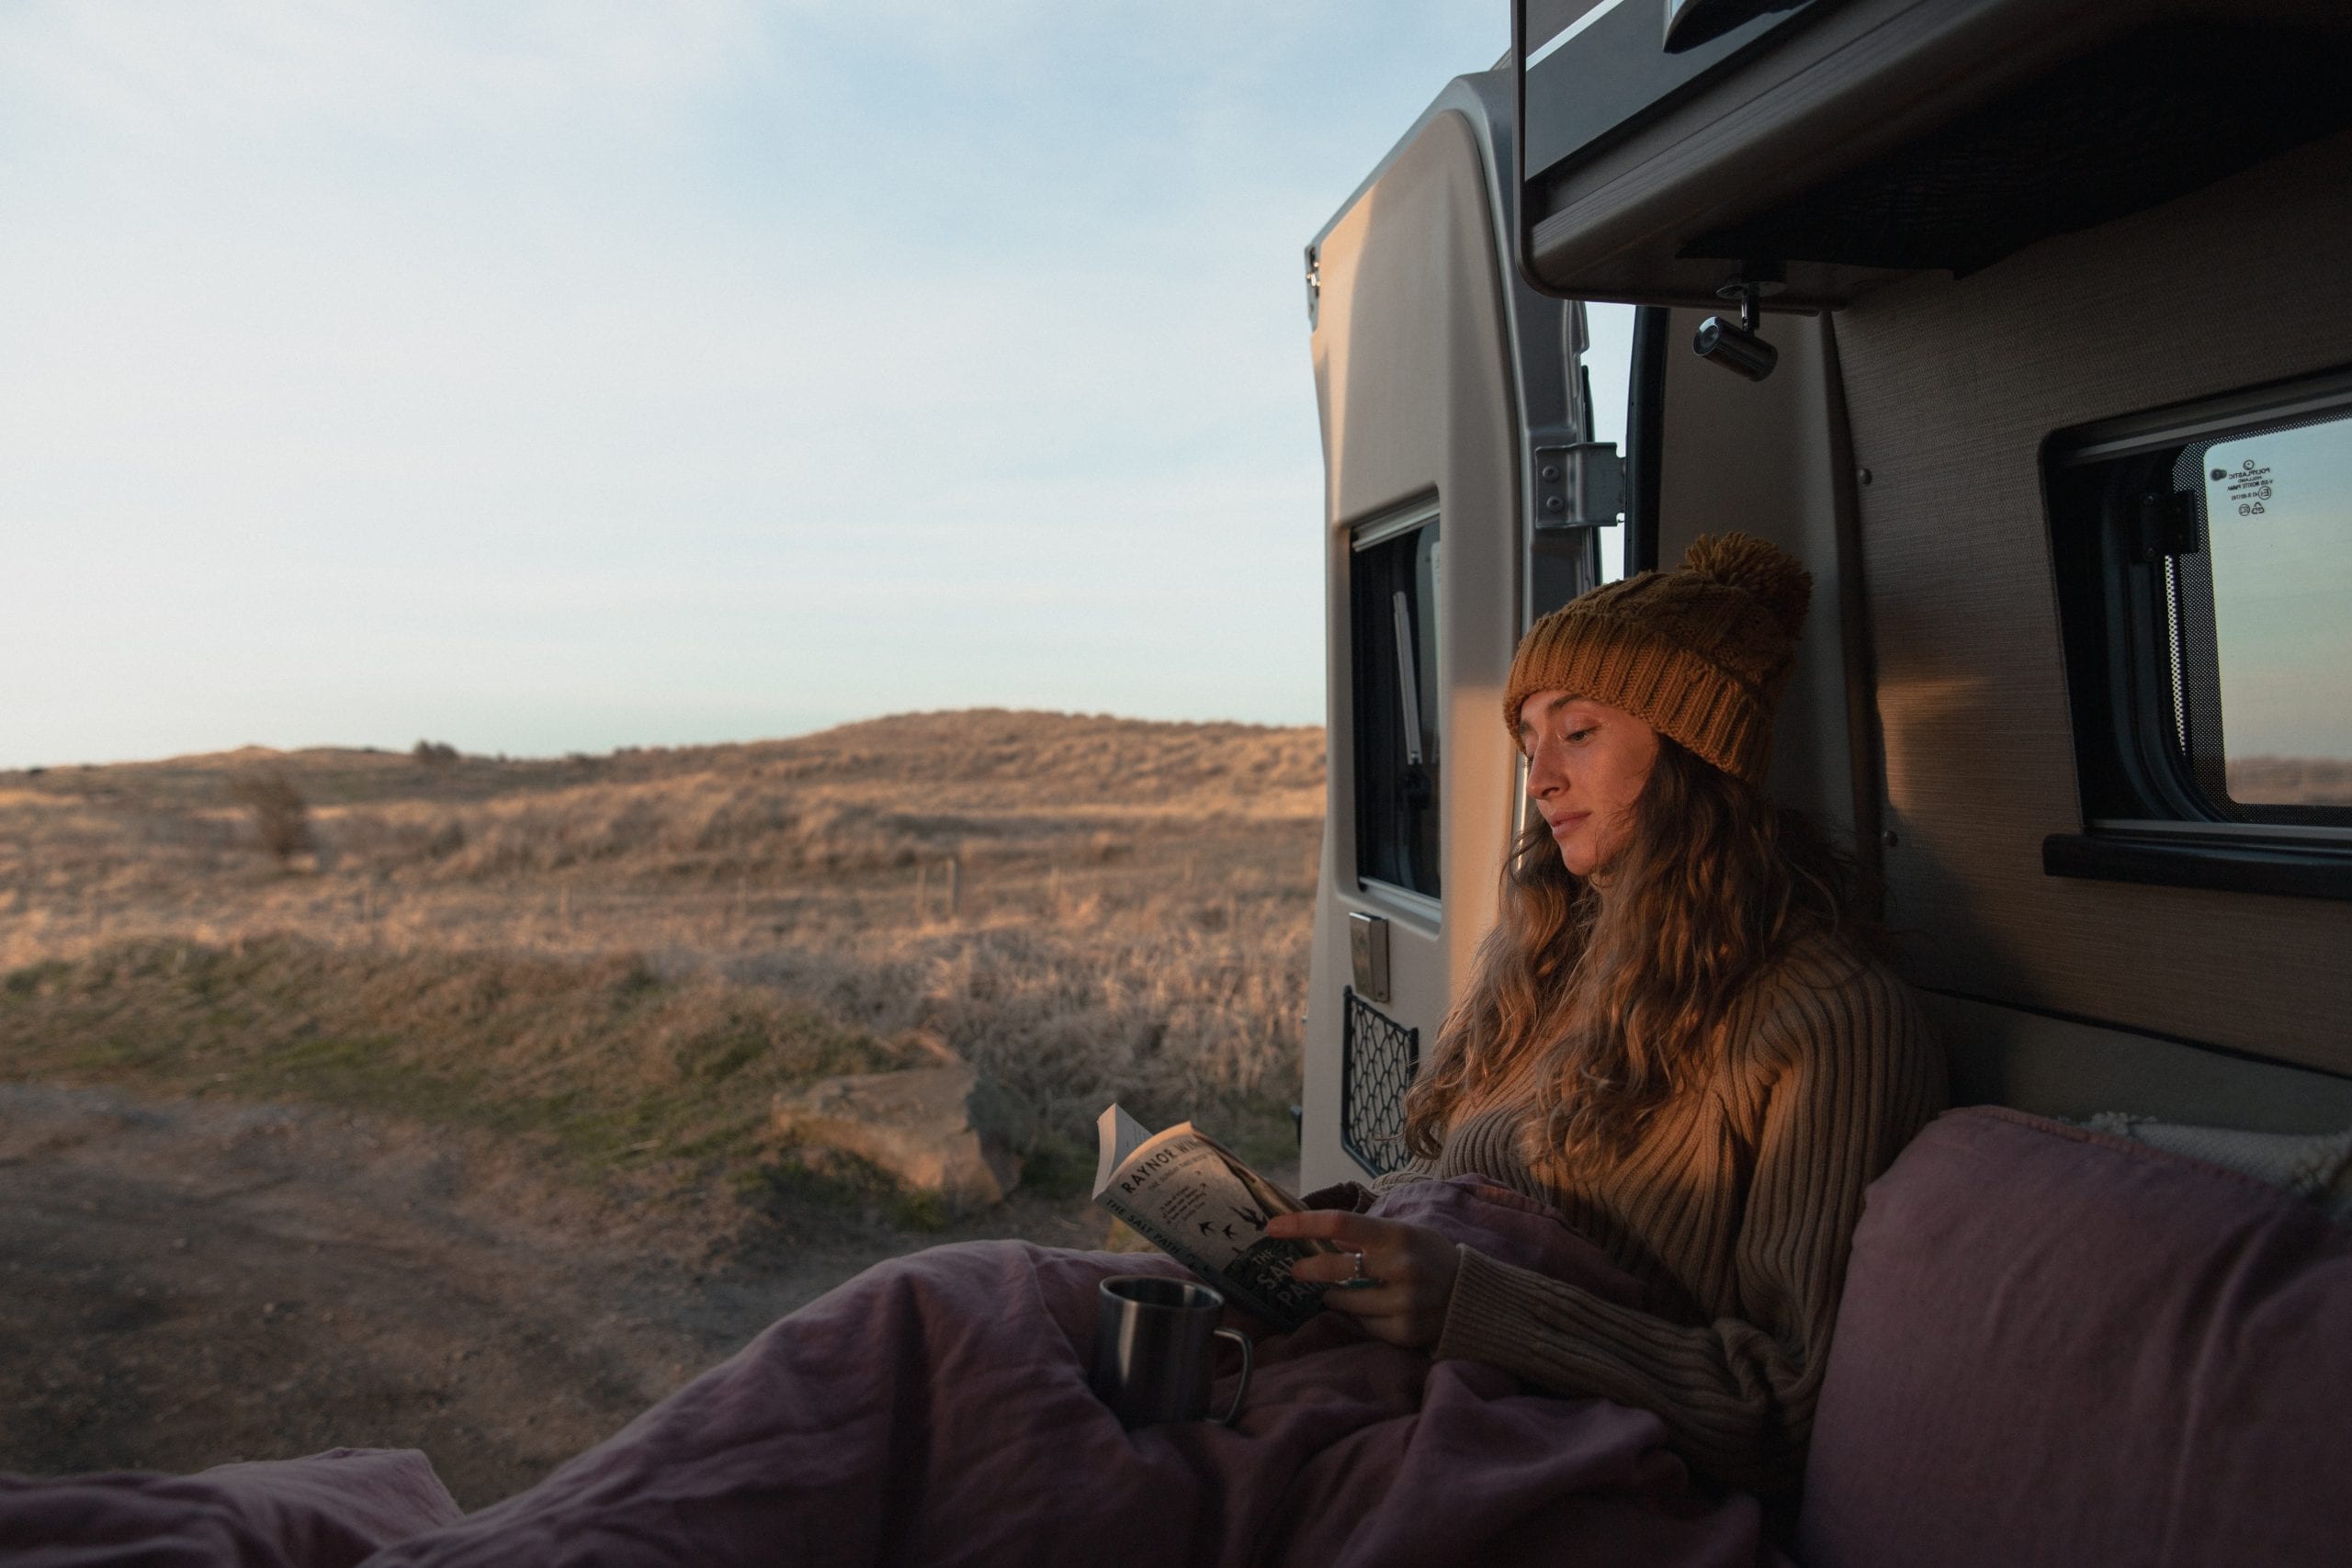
[0,1081,1129,1511]
[0,715,1317,1513]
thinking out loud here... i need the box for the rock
[898,1027,962,1068]
[773,1062,1034,1212]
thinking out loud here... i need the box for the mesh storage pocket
[1341,987,1419,1178]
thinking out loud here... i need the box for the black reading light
[1693,267,1781,381]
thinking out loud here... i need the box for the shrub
[412,739,460,767]
[227,769,314,865]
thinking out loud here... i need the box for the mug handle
[1210,1327,1253,1426]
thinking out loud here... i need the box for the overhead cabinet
[1515,0,2352,309]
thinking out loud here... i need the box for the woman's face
[1516,690,1662,877]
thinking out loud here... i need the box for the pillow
[1798,1106,2352,1568]
[2081,1111,2352,1223]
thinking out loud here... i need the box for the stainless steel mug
[1089,1275,1252,1428]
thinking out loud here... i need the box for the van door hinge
[1532,440,1625,531]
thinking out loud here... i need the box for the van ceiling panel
[1521,0,1824,185]
[1839,130,2352,1076]
[1520,0,2352,309]
[1680,22,2349,276]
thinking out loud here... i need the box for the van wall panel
[1836,130,2352,1074]
[1302,110,1525,1189]
[1656,310,1857,841]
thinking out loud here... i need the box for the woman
[26,536,1935,1564]
[1272,531,1945,1495]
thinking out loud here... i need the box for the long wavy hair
[1400,736,1872,1167]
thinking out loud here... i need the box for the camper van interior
[7,4,2348,1562]
[1303,0,2352,1560]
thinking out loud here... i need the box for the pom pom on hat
[1679,532,1811,638]
[1501,531,1815,784]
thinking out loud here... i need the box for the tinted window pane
[2199,418,2352,807]
[1351,518,1441,897]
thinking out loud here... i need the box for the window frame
[2041,364,2352,901]
[1348,501,1445,908]
[1623,305,1670,576]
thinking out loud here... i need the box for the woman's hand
[1265,1210,1461,1349]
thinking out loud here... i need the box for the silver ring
[1332,1249,1379,1291]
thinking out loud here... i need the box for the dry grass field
[1,708,1327,1206]
[0,710,1325,1501]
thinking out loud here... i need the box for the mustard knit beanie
[1502,533,1813,785]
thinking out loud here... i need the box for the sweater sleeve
[1430,961,1944,1492]
[1367,1158,1438,1196]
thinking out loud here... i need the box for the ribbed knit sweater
[1379,939,1944,1495]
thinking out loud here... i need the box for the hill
[0,709,1328,1175]
[0,710,1329,1499]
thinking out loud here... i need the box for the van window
[1351,511,1442,898]
[2043,367,2352,897]
[2190,420,2352,810]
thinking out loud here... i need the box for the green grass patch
[1015,1131,1095,1201]
[738,1144,949,1233]
[0,938,910,1212]
[1209,1095,1307,1179]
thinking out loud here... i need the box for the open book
[1092,1104,1346,1331]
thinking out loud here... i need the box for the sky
[0,1,1520,768]
[2203,424,2352,760]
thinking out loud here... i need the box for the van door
[1299,85,1600,1191]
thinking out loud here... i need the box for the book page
[1092,1103,1154,1199]
[1092,1105,1338,1329]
